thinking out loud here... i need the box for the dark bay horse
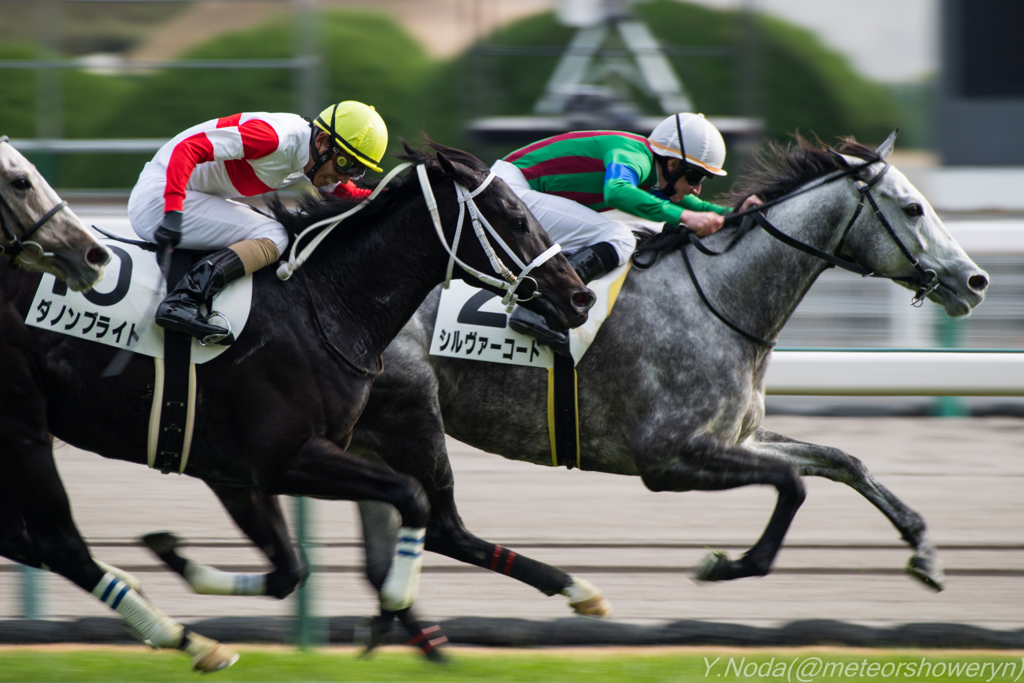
[2,143,593,659]
[0,141,241,670]
[339,132,989,616]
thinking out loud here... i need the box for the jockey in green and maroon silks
[491,113,763,348]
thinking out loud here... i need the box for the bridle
[635,158,941,348]
[276,159,561,376]
[417,165,560,311]
[0,136,70,265]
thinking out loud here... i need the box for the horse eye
[510,217,527,234]
[11,177,31,191]
[904,203,922,217]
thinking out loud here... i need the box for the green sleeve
[602,147,684,224]
[605,178,684,225]
[680,194,731,215]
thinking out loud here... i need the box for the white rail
[766,351,1024,396]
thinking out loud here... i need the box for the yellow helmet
[313,101,388,173]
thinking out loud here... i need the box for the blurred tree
[60,10,431,188]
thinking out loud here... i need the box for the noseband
[636,160,941,347]
[0,136,70,264]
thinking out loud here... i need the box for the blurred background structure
[3,0,1024,639]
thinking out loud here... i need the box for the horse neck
[687,182,858,344]
[299,187,449,360]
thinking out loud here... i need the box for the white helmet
[648,113,728,177]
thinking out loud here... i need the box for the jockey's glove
[155,210,183,273]
[155,211,183,249]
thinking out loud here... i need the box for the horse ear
[436,151,457,177]
[827,149,850,167]
[875,128,898,160]
[436,151,478,187]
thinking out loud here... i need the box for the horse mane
[268,137,490,242]
[632,134,881,264]
[395,135,491,174]
[722,133,881,207]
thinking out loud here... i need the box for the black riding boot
[155,248,246,345]
[509,242,617,349]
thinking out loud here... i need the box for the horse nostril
[572,289,596,311]
[86,245,110,266]
[968,273,989,292]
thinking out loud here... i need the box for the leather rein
[277,161,560,378]
[634,160,941,348]
[0,136,70,264]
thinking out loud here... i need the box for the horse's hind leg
[0,445,237,672]
[143,483,305,599]
[751,428,942,591]
[637,433,806,582]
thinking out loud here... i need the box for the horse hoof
[422,646,449,664]
[355,614,394,658]
[564,576,612,619]
[906,554,945,592]
[692,549,729,583]
[190,642,239,673]
[142,531,180,555]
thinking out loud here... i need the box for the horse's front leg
[354,385,610,618]
[750,428,942,591]
[142,483,305,599]
[264,436,429,612]
[637,433,806,581]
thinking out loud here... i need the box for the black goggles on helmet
[333,148,367,180]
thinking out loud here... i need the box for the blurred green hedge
[0,1,905,190]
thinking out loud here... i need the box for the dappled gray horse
[347,131,988,615]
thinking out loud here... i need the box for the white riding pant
[128,163,290,254]
[491,160,636,267]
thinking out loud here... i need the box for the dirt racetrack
[1,416,1022,634]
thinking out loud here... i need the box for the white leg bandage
[184,562,267,596]
[92,572,183,648]
[94,560,142,593]
[379,527,425,612]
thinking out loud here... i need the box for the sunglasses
[333,148,367,180]
[682,166,711,186]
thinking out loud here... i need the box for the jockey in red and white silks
[128,101,387,345]
[129,112,307,255]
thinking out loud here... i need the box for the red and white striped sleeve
[162,113,280,213]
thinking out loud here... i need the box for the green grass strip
[1,647,1023,683]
